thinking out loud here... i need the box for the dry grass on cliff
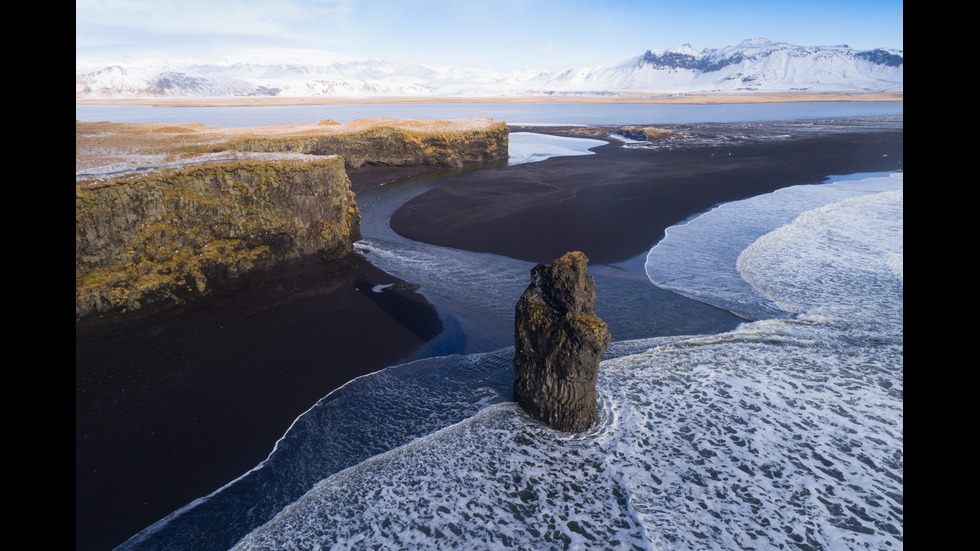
[76,117,503,183]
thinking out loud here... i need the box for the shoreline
[76,116,903,551]
[76,255,442,551]
[75,91,903,108]
[391,120,904,265]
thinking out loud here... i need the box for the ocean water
[116,168,902,550]
[95,109,902,550]
[226,173,903,551]
[350,131,740,359]
[113,128,748,551]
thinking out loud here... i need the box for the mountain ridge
[76,39,903,99]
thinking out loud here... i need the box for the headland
[75,117,508,551]
[76,117,508,328]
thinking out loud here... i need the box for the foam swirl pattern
[231,174,902,550]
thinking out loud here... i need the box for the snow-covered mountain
[75,39,903,99]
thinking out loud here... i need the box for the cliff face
[75,156,359,322]
[75,117,509,328]
[513,251,611,432]
[225,122,510,169]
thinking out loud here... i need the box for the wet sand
[76,256,442,551]
[346,164,451,193]
[391,123,904,265]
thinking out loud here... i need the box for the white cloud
[77,0,356,48]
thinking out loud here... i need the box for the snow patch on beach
[507,132,607,166]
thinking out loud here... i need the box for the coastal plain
[76,110,902,551]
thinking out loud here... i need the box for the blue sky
[76,0,903,70]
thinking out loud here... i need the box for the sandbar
[390,121,904,265]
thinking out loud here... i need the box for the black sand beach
[392,123,904,264]
[76,256,441,551]
[76,118,903,551]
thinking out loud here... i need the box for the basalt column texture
[513,251,611,432]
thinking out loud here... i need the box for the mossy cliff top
[76,117,508,327]
[76,156,359,324]
[77,117,509,180]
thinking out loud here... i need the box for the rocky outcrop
[513,251,611,432]
[615,125,683,142]
[75,118,510,179]
[225,120,510,170]
[75,118,509,330]
[75,156,359,323]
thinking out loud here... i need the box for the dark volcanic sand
[76,118,902,551]
[391,123,904,265]
[76,256,441,551]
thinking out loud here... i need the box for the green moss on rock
[75,157,359,321]
[513,252,611,432]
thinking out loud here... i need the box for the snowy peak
[76,39,903,99]
[639,48,705,70]
[636,39,902,73]
[855,49,903,67]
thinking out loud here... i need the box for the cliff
[76,117,509,178]
[76,118,508,327]
[224,119,510,169]
[75,157,359,323]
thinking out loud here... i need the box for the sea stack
[513,251,611,432]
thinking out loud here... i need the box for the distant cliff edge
[226,119,509,169]
[75,118,509,330]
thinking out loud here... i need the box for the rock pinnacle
[513,251,611,432]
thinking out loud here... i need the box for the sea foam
[230,173,903,550]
